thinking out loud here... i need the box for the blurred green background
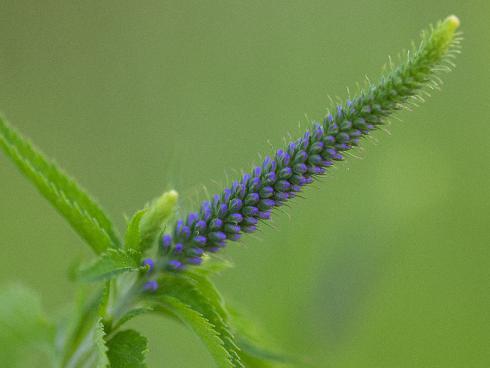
[1,1,489,367]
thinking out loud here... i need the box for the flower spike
[155,16,460,272]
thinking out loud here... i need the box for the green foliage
[124,209,148,251]
[0,284,54,366]
[107,330,149,368]
[157,295,234,368]
[77,248,143,282]
[93,319,110,368]
[0,14,462,368]
[138,190,178,251]
[0,116,120,254]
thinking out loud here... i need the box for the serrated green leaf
[93,319,110,368]
[0,284,55,366]
[0,116,120,254]
[107,329,148,368]
[160,296,233,368]
[78,249,142,282]
[124,209,147,251]
[148,273,243,368]
[58,288,112,368]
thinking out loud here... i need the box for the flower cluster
[159,106,374,271]
[140,15,460,284]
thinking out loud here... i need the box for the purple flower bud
[243,216,258,226]
[245,193,260,205]
[224,223,241,234]
[190,247,204,256]
[259,199,276,210]
[200,201,212,221]
[209,231,226,242]
[312,123,324,140]
[279,167,292,179]
[309,141,324,154]
[241,173,251,186]
[195,220,207,233]
[142,258,155,272]
[300,131,311,149]
[168,260,183,270]
[209,218,223,230]
[336,132,349,143]
[143,280,158,292]
[276,149,291,166]
[227,213,243,223]
[181,226,191,240]
[187,257,203,265]
[174,243,184,254]
[308,154,323,166]
[340,120,352,131]
[193,235,207,246]
[287,142,296,155]
[325,148,337,157]
[187,212,198,226]
[293,151,308,163]
[218,203,228,218]
[290,174,306,186]
[262,156,276,171]
[336,143,351,151]
[337,105,343,117]
[322,160,333,167]
[275,192,289,201]
[275,180,291,192]
[333,153,344,160]
[207,246,221,253]
[228,233,242,241]
[175,220,184,234]
[242,206,259,216]
[162,234,172,249]
[291,184,302,192]
[259,211,271,220]
[327,123,339,135]
[324,135,336,145]
[350,129,362,137]
[242,225,257,233]
[263,172,277,185]
[259,186,274,198]
[304,177,314,184]
[229,198,243,212]
[248,177,261,191]
[308,166,326,175]
[212,194,220,206]
[223,188,232,202]
[293,163,307,174]
[253,166,262,177]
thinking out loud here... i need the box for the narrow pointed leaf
[0,116,120,253]
[124,209,147,251]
